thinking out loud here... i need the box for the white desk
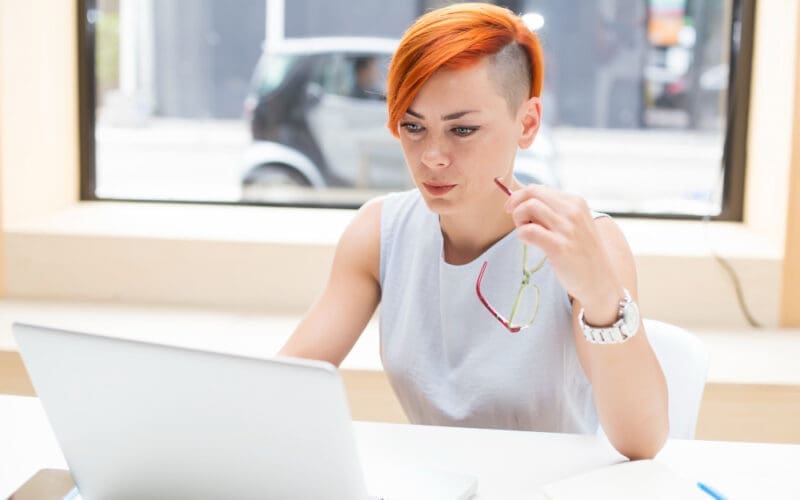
[1,395,799,499]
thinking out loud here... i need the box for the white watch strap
[578,289,636,345]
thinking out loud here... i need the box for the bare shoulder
[345,195,384,244]
[335,196,385,282]
[354,195,385,227]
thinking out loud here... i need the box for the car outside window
[254,54,298,97]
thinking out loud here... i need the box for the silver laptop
[13,322,477,500]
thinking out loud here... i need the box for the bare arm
[571,218,668,460]
[278,198,383,367]
[505,185,668,459]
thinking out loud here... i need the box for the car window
[374,55,392,95]
[313,54,350,96]
[253,53,297,97]
[344,54,391,100]
[311,53,391,100]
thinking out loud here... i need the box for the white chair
[597,319,709,440]
[645,319,709,439]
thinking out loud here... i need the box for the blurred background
[90,0,734,216]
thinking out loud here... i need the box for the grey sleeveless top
[379,189,599,433]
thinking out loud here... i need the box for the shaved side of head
[488,42,533,116]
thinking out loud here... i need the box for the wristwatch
[578,288,640,344]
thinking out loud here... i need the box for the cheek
[465,135,504,160]
[399,135,430,162]
[399,136,416,151]
[478,129,518,157]
[398,138,418,164]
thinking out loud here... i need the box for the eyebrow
[405,108,478,121]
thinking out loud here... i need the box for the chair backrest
[643,319,709,439]
[596,319,709,440]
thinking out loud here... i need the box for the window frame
[78,0,755,220]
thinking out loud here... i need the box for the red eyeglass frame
[474,178,543,334]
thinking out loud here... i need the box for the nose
[420,136,450,170]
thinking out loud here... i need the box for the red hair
[386,2,544,137]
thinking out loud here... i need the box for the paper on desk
[540,459,711,500]
[364,464,478,500]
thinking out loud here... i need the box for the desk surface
[2,395,799,499]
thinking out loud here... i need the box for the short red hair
[386,2,544,137]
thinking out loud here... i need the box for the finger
[511,197,563,231]
[505,184,573,215]
[516,222,561,255]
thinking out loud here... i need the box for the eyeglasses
[474,178,547,333]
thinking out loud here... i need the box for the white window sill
[5,201,782,259]
[2,201,784,327]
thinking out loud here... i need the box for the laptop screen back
[13,322,370,500]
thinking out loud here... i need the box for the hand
[503,184,622,319]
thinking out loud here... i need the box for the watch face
[622,300,641,336]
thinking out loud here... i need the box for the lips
[423,182,456,196]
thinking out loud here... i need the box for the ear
[517,96,542,149]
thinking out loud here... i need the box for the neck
[439,183,519,265]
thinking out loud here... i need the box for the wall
[0,1,4,295]
[744,0,799,249]
[0,0,79,226]
[780,3,800,327]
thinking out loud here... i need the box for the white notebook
[540,460,719,500]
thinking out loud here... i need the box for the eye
[452,126,478,137]
[400,122,424,134]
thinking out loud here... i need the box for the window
[80,0,753,219]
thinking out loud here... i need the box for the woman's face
[397,58,539,215]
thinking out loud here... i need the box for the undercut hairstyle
[488,41,533,116]
[385,2,544,137]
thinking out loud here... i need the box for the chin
[417,191,460,216]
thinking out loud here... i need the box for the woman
[280,2,668,460]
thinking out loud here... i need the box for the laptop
[13,322,478,500]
